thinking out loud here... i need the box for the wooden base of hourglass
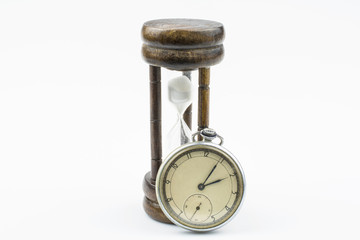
[141,19,224,223]
[143,172,172,223]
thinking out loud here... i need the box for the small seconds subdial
[184,194,212,222]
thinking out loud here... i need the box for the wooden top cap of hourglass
[142,19,224,71]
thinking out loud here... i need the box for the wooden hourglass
[141,19,225,223]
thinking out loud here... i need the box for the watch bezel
[155,141,246,232]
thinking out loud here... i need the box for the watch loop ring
[192,128,224,145]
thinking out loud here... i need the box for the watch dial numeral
[170,163,178,169]
[186,153,192,159]
[219,158,224,164]
[230,172,237,177]
[232,191,238,195]
[225,206,230,211]
[204,150,209,157]
[211,216,216,222]
[166,198,173,202]
[165,179,171,184]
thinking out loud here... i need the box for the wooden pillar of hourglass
[141,19,225,223]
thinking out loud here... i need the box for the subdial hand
[190,203,202,221]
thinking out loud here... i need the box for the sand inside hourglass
[167,75,193,154]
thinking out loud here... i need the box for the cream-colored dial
[156,142,245,232]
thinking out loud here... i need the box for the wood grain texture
[198,68,210,132]
[142,19,224,71]
[145,66,172,224]
[142,19,224,49]
[142,45,223,71]
[149,66,162,180]
[143,172,156,202]
[143,196,173,224]
[143,172,172,224]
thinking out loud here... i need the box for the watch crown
[200,128,217,141]
[192,128,224,145]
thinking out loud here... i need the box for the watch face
[156,142,245,231]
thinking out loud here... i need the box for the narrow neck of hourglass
[175,102,191,116]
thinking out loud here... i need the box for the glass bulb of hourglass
[167,75,193,154]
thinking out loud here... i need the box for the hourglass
[141,19,225,223]
[166,75,192,154]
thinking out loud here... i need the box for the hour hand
[204,177,227,187]
[198,177,227,190]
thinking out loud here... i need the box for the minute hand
[202,164,218,185]
[204,178,227,187]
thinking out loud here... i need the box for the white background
[1,0,359,239]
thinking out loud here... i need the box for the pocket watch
[156,128,246,232]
